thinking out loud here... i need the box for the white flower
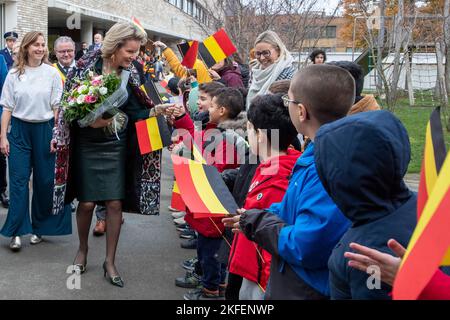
[88,71,94,78]
[77,95,86,105]
[77,85,88,94]
[99,87,108,96]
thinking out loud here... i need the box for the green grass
[391,106,450,173]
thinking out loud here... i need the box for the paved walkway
[0,150,193,300]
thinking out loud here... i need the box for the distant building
[0,0,216,51]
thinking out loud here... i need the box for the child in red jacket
[227,94,301,300]
[170,87,248,300]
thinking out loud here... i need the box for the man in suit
[76,42,88,60]
[0,32,18,70]
[88,33,103,52]
[53,36,76,85]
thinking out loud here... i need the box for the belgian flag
[180,40,199,69]
[198,28,237,68]
[417,107,447,216]
[136,116,172,155]
[171,181,186,212]
[393,107,450,300]
[178,29,237,69]
[131,17,146,35]
[171,155,238,219]
[141,80,163,105]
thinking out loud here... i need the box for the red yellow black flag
[171,155,238,219]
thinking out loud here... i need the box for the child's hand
[168,105,186,118]
[208,69,221,80]
[222,208,246,234]
[154,103,175,116]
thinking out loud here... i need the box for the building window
[325,26,337,39]
[188,0,194,15]
[305,27,320,39]
[193,2,198,18]
[167,0,207,24]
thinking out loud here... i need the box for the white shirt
[0,63,62,122]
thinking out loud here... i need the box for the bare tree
[444,0,450,96]
[191,0,340,61]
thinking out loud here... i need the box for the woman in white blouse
[0,31,71,251]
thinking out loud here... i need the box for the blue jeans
[197,234,227,291]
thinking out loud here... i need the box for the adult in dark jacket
[232,53,250,89]
[209,57,244,88]
[0,32,18,69]
[314,110,417,300]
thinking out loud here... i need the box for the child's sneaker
[184,288,224,300]
[180,238,197,249]
[182,257,198,271]
[173,217,186,226]
[219,283,227,298]
[180,229,197,240]
[175,271,201,288]
[171,211,186,219]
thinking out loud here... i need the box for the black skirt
[73,125,127,202]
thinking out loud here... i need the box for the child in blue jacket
[224,65,354,299]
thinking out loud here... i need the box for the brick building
[0,0,216,50]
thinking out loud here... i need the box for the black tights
[74,200,123,276]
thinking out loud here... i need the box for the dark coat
[0,48,13,70]
[314,110,417,300]
[52,50,160,216]
[219,63,244,88]
[237,63,250,89]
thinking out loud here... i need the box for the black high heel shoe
[103,262,124,288]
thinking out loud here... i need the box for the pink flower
[91,79,102,86]
[84,95,98,104]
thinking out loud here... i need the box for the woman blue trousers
[0,117,72,237]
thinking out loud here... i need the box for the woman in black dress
[54,22,163,287]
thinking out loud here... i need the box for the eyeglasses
[282,94,301,108]
[255,50,272,59]
[56,49,74,54]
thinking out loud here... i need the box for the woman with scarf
[246,31,296,109]
[52,22,163,287]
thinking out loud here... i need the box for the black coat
[314,110,417,300]
[0,48,13,69]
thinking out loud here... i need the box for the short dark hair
[214,87,244,120]
[199,81,225,97]
[248,94,298,151]
[168,77,180,96]
[291,65,355,125]
[327,61,364,98]
[269,80,291,95]
[309,49,327,63]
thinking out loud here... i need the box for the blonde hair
[15,31,50,76]
[254,30,289,58]
[102,22,147,60]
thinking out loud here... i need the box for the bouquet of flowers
[62,70,130,136]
